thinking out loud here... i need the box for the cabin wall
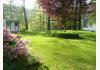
[11,22,15,32]
[3,19,6,28]
[3,19,19,32]
[11,23,19,32]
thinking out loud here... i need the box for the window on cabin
[15,22,18,26]
[6,20,11,26]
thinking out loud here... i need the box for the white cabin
[3,19,20,32]
[83,24,96,32]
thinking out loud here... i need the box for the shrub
[3,29,48,70]
[3,28,14,42]
[3,28,29,59]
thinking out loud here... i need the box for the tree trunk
[60,22,62,30]
[78,0,82,30]
[61,18,66,32]
[74,0,78,30]
[23,0,28,30]
[64,21,66,32]
[73,21,77,30]
[10,0,13,20]
[47,16,50,32]
[79,16,81,30]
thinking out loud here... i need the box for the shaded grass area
[4,53,49,70]
[51,33,84,39]
[6,30,96,70]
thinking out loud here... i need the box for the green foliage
[28,6,47,31]
[88,12,96,26]
[3,3,25,31]
[82,11,96,27]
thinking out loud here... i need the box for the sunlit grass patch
[16,30,96,70]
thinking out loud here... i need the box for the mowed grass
[20,30,96,70]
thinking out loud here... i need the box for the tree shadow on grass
[4,54,49,70]
[19,31,39,36]
[84,34,96,42]
[26,61,49,70]
[51,33,84,39]
[18,31,85,40]
[19,31,49,37]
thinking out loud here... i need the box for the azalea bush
[3,29,47,70]
[3,28,29,59]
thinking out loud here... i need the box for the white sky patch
[3,0,91,9]
[3,0,37,9]
[25,0,37,9]
[87,0,91,4]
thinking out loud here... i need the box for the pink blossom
[3,28,30,59]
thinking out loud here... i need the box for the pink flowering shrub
[3,28,15,44]
[3,28,29,59]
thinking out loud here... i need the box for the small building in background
[3,19,20,32]
[83,24,96,32]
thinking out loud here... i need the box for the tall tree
[38,0,88,31]
[10,0,13,20]
[23,0,28,30]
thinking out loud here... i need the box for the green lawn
[19,30,96,70]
